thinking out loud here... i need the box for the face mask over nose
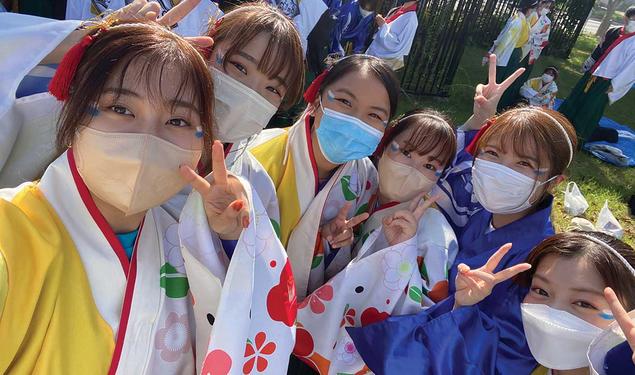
[521,303,603,370]
[542,73,554,83]
[471,159,557,214]
[314,94,384,164]
[211,67,278,144]
[73,127,202,216]
[378,147,438,202]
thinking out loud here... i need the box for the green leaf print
[354,203,369,217]
[160,262,190,299]
[270,218,281,239]
[408,286,423,304]
[311,255,324,269]
[340,176,357,201]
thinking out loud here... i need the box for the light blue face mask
[315,96,385,164]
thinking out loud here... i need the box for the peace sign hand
[321,202,369,249]
[604,287,635,364]
[453,243,531,309]
[463,54,526,130]
[110,0,200,26]
[180,141,250,240]
[382,193,439,246]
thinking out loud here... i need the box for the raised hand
[180,141,250,240]
[453,244,531,309]
[474,54,526,119]
[604,287,635,364]
[382,193,439,246]
[109,0,201,27]
[321,202,369,249]
[463,54,526,131]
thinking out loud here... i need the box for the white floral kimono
[0,148,295,374]
[293,200,458,374]
[250,115,378,299]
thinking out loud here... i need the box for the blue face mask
[315,100,384,164]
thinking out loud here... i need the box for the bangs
[478,111,549,168]
[399,113,456,167]
[112,52,202,114]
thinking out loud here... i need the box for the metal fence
[376,0,595,96]
[376,0,483,96]
[472,0,596,58]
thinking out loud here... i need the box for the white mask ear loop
[581,234,635,278]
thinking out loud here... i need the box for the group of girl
[1,1,634,375]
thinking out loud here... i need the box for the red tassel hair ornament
[48,33,98,101]
[465,118,495,156]
[303,69,330,103]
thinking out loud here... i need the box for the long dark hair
[319,54,400,119]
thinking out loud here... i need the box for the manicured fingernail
[231,201,244,212]
[598,311,614,320]
[242,217,250,228]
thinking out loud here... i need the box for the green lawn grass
[399,34,634,245]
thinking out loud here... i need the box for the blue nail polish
[599,311,614,320]
[326,90,335,101]
[215,53,224,65]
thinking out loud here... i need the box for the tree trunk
[596,0,622,37]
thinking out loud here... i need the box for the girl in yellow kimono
[484,0,537,112]
[251,55,400,299]
[0,21,296,375]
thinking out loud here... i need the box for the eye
[337,98,352,107]
[108,105,134,117]
[424,163,437,171]
[573,300,598,310]
[518,160,536,169]
[401,149,412,158]
[484,150,498,157]
[266,86,282,97]
[369,113,387,125]
[531,287,549,297]
[230,61,247,75]
[167,118,191,128]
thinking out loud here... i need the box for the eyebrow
[103,87,200,112]
[236,51,287,88]
[534,274,605,297]
[569,287,606,297]
[485,143,539,164]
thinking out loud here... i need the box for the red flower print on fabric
[298,284,333,314]
[243,332,276,373]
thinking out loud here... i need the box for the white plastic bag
[564,182,589,216]
[596,200,624,239]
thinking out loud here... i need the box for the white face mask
[540,8,550,16]
[472,158,555,215]
[542,73,554,83]
[211,67,278,144]
[522,303,603,370]
[378,150,437,202]
[626,20,635,34]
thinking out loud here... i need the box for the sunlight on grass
[399,34,634,245]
